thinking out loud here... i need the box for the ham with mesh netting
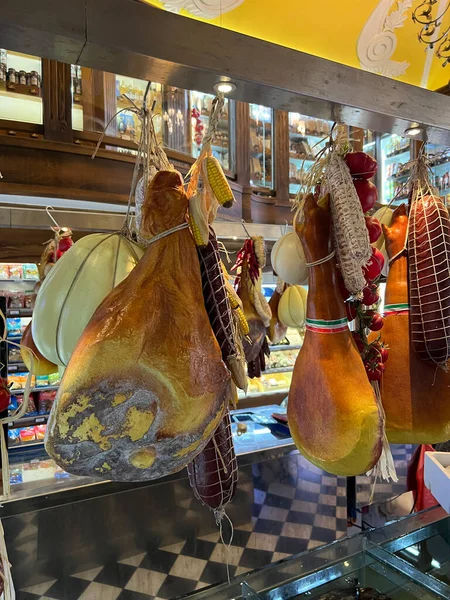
[409,194,450,366]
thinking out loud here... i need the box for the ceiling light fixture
[213,80,236,94]
[404,124,424,137]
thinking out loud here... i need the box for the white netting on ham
[408,155,450,367]
[187,410,238,518]
[322,152,372,295]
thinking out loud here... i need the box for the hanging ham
[45,171,230,482]
[288,194,382,476]
[375,204,450,443]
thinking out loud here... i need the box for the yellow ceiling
[146,0,450,91]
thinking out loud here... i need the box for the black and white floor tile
[17,446,413,600]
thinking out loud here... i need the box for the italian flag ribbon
[305,316,348,334]
[384,303,409,317]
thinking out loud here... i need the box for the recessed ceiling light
[213,81,236,94]
[404,124,423,136]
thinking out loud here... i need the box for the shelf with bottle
[0,49,42,100]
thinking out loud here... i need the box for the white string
[305,250,335,268]
[143,222,189,247]
[217,510,234,585]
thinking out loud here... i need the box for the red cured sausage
[409,194,450,365]
[187,411,237,511]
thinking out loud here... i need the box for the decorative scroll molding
[161,0,244,19]
[357,0,412,78]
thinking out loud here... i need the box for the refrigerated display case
[381,134,412,205]
[237,284,303,403]
[249,104,274,189]
[0,263,60,454]
[288,113,331,196]
[190,90,233,171]
[426,144,450,207]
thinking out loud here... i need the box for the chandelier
[412,0,450,66]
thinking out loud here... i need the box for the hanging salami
[408,156,450,367]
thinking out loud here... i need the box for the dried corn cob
[234,304,250,336]
[188,192,209,247]
[204,157,235,208]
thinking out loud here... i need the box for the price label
[9,311,19,316]
[9,365,17,371]
[36,417,45,424]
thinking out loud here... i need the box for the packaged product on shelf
[8,346,22,364]
[0,264,10,280]
[47,372,60,386]
[8,294,24,308]
[21,317,32,333]
[9,264,23,279]
[34,424,47,440]
[8,394,18,413]
[38,390,56,414]
[8,373,31,390]
[7,318,21,337]
[35,375,49,388]
[8,429,20,447]
[10,467,23,484]
[17,394,38,416]
[24,293,34,309]
[22,264,39,280]
[19,427,36,443]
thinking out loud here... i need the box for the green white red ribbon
[305,316,348,334]
[384,303,409,317]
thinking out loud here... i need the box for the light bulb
[213,81,236,95]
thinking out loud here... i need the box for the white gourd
[32,233,144,367]
[278,285,308,328]
[271,232,308,285]
[372,206,394,277]
[372,206,394,250]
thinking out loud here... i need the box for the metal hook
[241,219,251,238]
[45,206,60,231]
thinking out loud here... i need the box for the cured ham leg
[46,171,230,481]
[288,194,382,476]
[377,204,450,443]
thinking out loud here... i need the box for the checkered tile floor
[17,446,414,600]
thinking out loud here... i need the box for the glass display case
[249,104,273,189]
[381,134,412,205]
[188,508,450,600]
[288,112,331,196]
[189,91,233,171]
[0,49,42,124]
[237,284,303,403]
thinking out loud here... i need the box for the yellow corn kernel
[188,194,209,247]
[205,157,235,208]
[189,215,207,247]
[227,290,239,310]
[235,306,250,336]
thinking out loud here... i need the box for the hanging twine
[91,83,172,239]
